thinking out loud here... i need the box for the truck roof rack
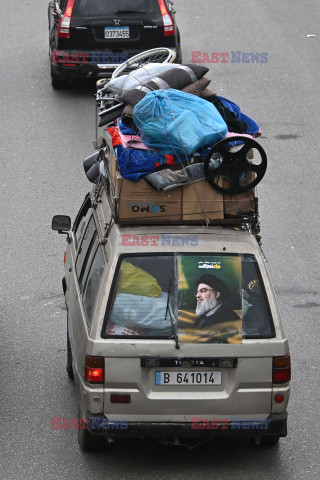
[92,132,261,242]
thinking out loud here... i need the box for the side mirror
[52,215,71,231]
[52,215,71,242]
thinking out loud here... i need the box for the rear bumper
[86,412,288,438]
[51,47,181,79]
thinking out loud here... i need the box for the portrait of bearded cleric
[176,255,243,343]
[193,274,240,329]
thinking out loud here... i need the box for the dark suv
[48,0,182,88]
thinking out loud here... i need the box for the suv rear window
[75,0,156,16]
[102,253,275,342]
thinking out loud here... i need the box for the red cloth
[109,126,176,170]
[156,154,175,169]
[108,126,122,147]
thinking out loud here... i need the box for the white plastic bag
[110,292,174,331]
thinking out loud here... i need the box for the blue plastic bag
[133,89,228,157]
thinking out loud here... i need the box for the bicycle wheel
[111,47,177,80]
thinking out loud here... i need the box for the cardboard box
[103,142,182,222]
[223,172,256,217]
[182,180,224,221]
[223,190,256,216]
[113,172,182,223]
[222,149,256,217]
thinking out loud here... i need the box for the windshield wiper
[115,10,147,13]
[165,269,180,350]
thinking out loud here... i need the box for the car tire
[176,29,182,63]
[175,47,182,64]
[51,75,69,89]
[252,435,280,447]
[51,62,69,89]
[66,330,74,380]
[77,404,105,452]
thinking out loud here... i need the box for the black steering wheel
[204,137,267,195]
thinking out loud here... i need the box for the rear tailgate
[67,2,166,51]
[103,341,275,422]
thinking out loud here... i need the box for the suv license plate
[104,27,130,38]
[155,371,222,386]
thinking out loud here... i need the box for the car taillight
[84,355,104,383]
[158,0,175,36]
[273,355,291,383]
[58,0,75,39]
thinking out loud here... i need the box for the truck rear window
[102,253,275,342]
[75,0,155,16]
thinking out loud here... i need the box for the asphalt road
[1,0,319,479]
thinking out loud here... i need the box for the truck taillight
[273,355,291,383]
[84,355,104,383]
[58,0,75,39]
[158,0,175,36]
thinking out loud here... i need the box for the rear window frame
[101,252,276,340]
[73,0,157,17]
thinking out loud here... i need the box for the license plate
[104,27,130,39]
[155,371,222,386]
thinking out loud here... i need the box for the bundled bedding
[95,62,262,184]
